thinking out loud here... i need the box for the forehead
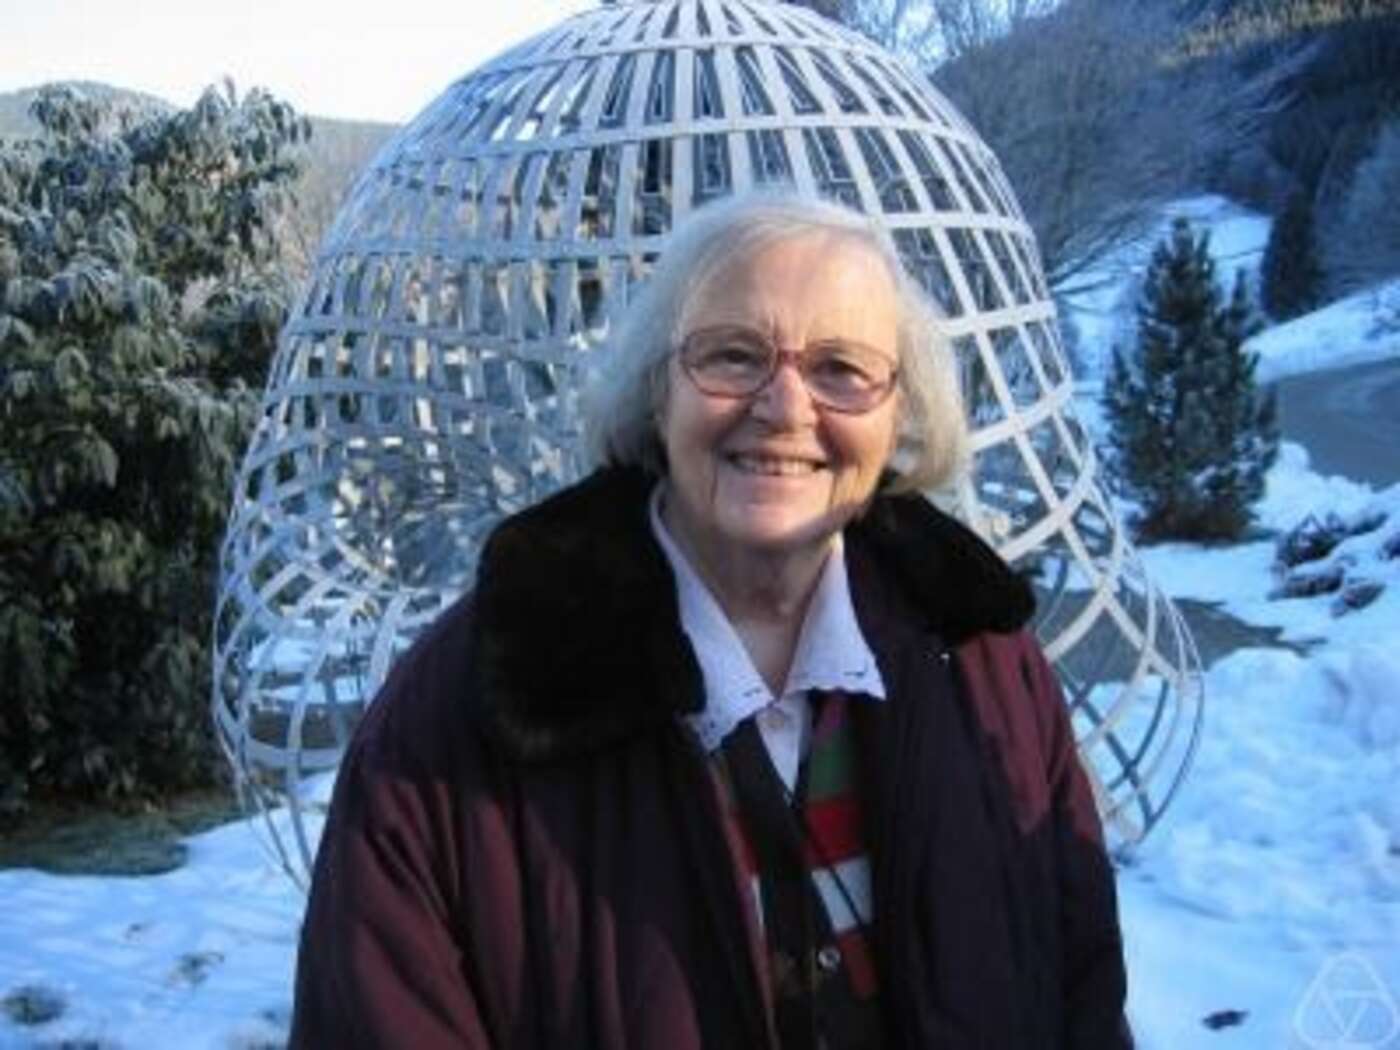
[683,231,899,343]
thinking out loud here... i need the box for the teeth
[730,454,820,476]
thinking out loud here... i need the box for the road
[1272,357,1400,488]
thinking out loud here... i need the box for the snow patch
[1123,645,1400,1047]
[1250,278,1400,384]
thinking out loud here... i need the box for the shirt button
[760,706,791,730]
[816,945,842,973]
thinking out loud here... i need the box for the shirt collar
[648,484,887,752]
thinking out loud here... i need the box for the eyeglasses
[676,325,899,414]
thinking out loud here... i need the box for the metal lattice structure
[213,0,1203,886]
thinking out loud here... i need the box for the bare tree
[276,117,396,282]
[790,0,1252,287]
[795,0,1382,296]
[806,0,1057,62]
[930,0,1290,291]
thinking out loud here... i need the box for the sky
[0,0,600,124]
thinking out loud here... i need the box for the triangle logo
[1293,952,1400,1049]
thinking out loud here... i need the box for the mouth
[725,452,828,477]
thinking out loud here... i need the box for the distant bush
[1261,189,1323,320]
[1103,217,1279,541]
[0,84,307,819]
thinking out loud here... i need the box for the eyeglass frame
[674,324,901,415]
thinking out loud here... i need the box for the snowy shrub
[1102,217,1279,540]
[1270,504,1393,615]
[1276,512,1346,568]
[1331,578,1385,616]
[1383,530,1400,561]
[1,982,65,1025]
[1275,509,1387,569]
[1270,561,1346,600]
[0,85,307,818]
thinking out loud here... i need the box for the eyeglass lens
[679,326,896,412]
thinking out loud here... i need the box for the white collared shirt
[649,486,887,791]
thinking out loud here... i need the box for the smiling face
[658,231,902,564]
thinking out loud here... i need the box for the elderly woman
[290,193,1131,1049]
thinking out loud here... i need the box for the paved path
[1273,357,1400,488]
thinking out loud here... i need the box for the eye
[710,343,764,367]
[812,355,866,380]
[685,330,770,374]
[808,345,885,389]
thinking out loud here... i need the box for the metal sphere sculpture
[213,0,1202,885]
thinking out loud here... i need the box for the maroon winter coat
[291,467,1132,1049]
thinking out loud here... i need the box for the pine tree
[1102,217,1279,541]
[1261,189,1322,320]
[0,84,307,818]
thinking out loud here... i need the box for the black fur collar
[470,466,1033,761]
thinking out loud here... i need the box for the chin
[720,506,850,556]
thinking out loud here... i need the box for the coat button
[816,945,842,973]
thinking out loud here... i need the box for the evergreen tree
[1102,217,1279,541]
[1261,189,1323,320]
[0,84,307,818]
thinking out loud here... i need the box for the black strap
[724,717,819,1050]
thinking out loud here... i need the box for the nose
[749,354,817,428]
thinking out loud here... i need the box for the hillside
[0,81,173,134]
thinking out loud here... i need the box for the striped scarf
[712,692,881,1048]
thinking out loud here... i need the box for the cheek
[834,418,898,479]
[660,390,728,486]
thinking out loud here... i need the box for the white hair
[581,190,969,494]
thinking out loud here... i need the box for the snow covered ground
[1068,195,1400,1041]
[3,470,1396,1050]
[0,827,303,1049]
[1251,280,1400,384]
[1120,445,1400,1049]
[1065,190,1400,1043]
[2,196,1398,1048]
[4,439,1397,1049]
